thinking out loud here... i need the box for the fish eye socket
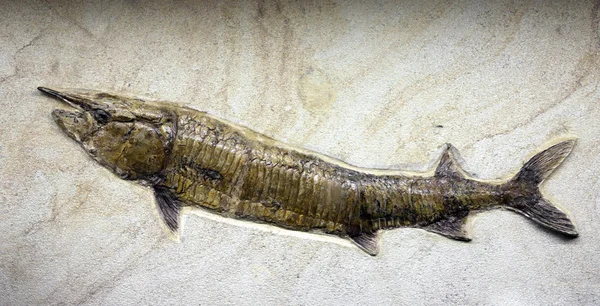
[93,109,112,124]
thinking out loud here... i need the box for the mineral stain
[39,87,578,255]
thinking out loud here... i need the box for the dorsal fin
[435,143,465,178]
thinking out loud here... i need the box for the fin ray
[349,232,379,256]
[154,186,183,233]
[509,198,577,237]
[435,144,465,178]
[514,139,575,185]
[424,214,471,241]
[508,139,577,237]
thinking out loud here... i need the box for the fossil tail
[505,139,578,237]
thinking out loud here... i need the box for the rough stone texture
[1,0,600,305]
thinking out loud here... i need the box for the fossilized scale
[40,87,578,255]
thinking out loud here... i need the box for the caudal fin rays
[514,139,575,186]
[507,198,578,237]
[507,139,578,237]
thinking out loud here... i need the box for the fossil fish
[39,86,578,255]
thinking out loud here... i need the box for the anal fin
[154,186,183,233]
[424,215,471,241]
[349,232,379,256]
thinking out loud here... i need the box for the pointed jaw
[38,86,164,124]
[40,85,176,147]
[38,86,108,111]
[40,87,108,143]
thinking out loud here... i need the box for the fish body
[40,87,578,255]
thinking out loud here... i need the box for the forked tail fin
[506,139,578,237]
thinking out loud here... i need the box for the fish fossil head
[39,87,176,181]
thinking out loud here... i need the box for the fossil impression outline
[40,86,578,255]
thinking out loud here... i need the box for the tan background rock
[1,0,600,304]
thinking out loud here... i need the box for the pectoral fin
[349,232,379,256]
[424,215,470,241]
[154,186,183,233]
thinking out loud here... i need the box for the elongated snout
[38,86,173,124]
[38,86,114,111]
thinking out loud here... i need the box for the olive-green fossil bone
[40,86,578,256]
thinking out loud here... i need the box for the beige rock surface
[1,0,600,305]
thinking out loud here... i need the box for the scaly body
[163,110,501,234]
[40,87,578,255]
